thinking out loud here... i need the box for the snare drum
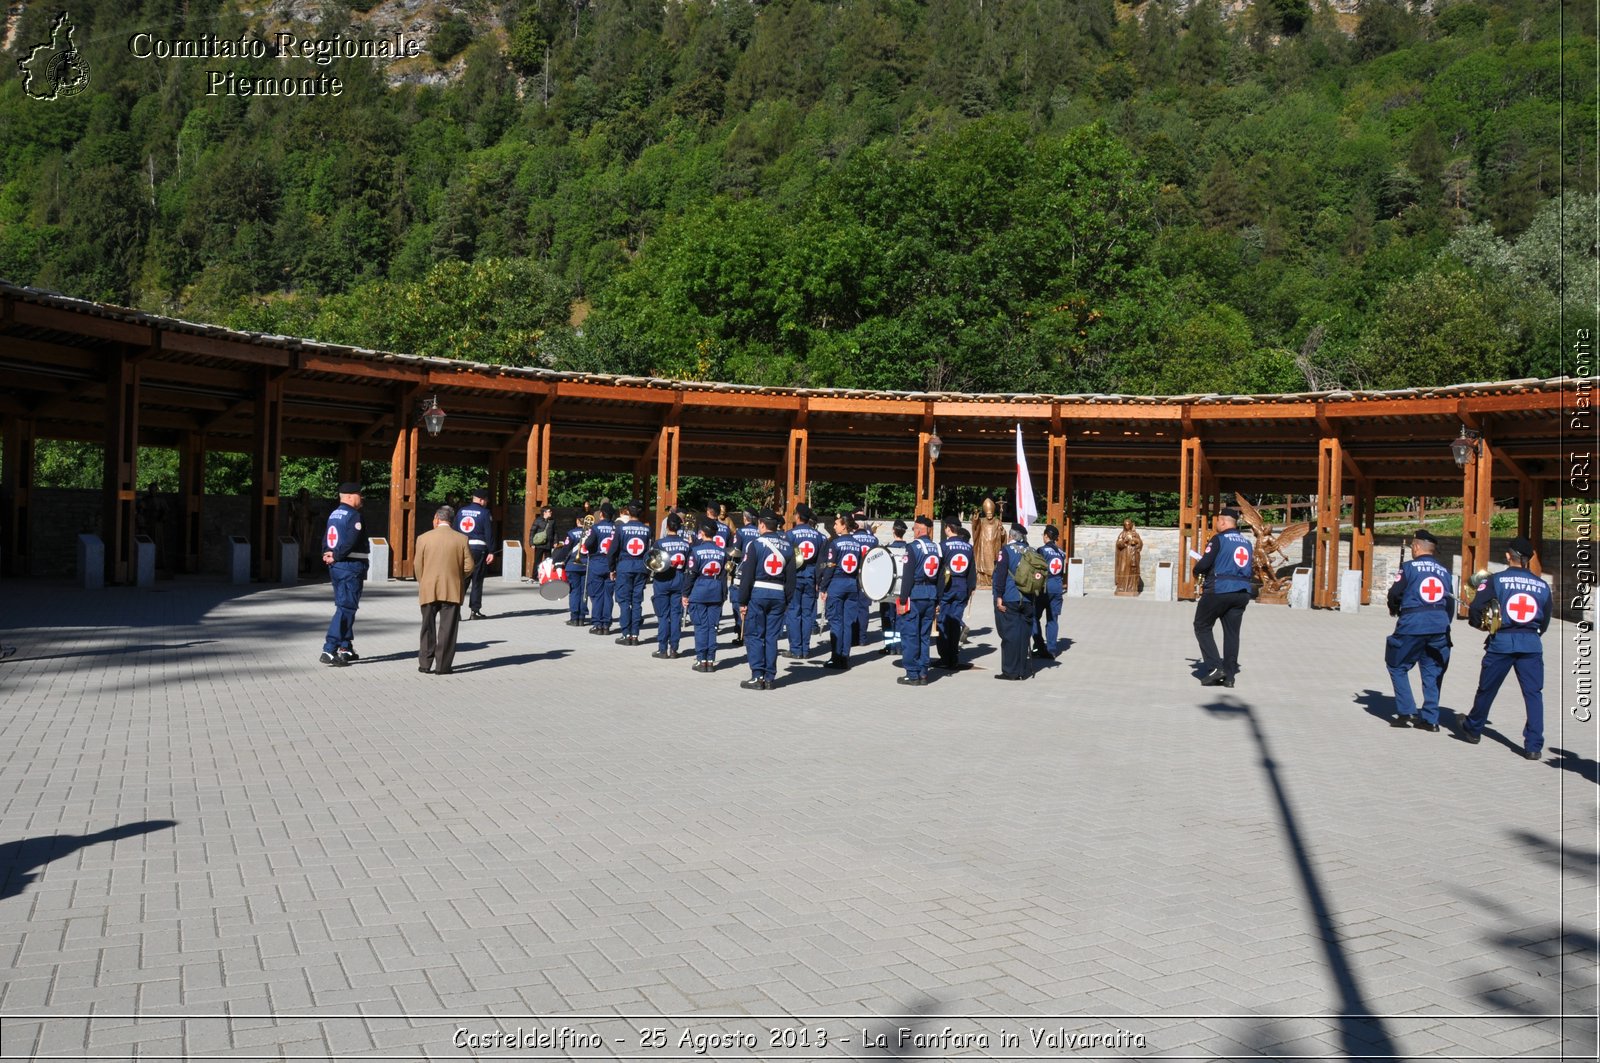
[859,545,900,602]
[538,560,569,600]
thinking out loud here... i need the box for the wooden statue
[972,496,1005,588]
[1115,519,1143,596]
[1234,492,1311,600]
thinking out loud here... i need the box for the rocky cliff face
[237,0,504,86]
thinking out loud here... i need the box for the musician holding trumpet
[1384,529,1455,732]
[1455,537,1552,761]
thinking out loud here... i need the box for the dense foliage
[2,0,1594,401]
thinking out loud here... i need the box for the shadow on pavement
[1353,688,1398,723]
[1546,747,1599,783]
[1,821,178,901]
[452,650,572,672]
[1202,695,1401,1061]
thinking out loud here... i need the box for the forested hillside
[2,0,1595,395]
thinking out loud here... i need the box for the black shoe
[651,650,668,659]
[1414,720,1440,732]
[319,652,348,667]
[470,611,487,621]
[1455,720,1481,744]
[666,650,680,660]
[996,673,1023,681]
[418,665,432,674]
[616,636,632,645]
[740,678,764,690]
[588,625,603,634]
[1200,669,1228,687]
[566,618,584,627]
[823,656,846,670]
[337,649,359,662]
[730,637,744,647]
[762,679,775,690]
[1390,715,1413,728]
[896,676,926,686]
[1523,747,1542,761]
[779,651,800,660]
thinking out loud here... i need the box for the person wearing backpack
[992,524,1044,681]
[1192,506,1255,688]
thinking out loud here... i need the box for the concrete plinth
[1289,568,1313,609]
[1339,569,1363,614]
[277,537,299,584]
[1066,557,1086,597]
[77,534,104,589]
[1154,561,1174,601]
[367,538,390,582]
[501,540,523,586]
[134,535,155,588]
[227,536,250,584]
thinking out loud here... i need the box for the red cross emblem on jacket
[764,553,785,576]
[949,553,969,574]
[840,552,858,574]
[922,556,940,578]
[1232,546,1250,568]
[626,538,645,556]
[1505,592,1539,623]
[1419,576,1444,602]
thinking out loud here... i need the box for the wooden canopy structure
[0,281,1582,606]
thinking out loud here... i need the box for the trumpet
[1462,568,1502,634]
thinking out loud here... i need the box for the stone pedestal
[500,540,523,586]
[1154,561,1175,601]
[227,536,251,584]
[77,534,104,590]
[134,535,156,588]
[277,536,299,584]
[1066,557,1086,597]
[367,538,390,582]
[1289,568,1313,609]
[1339,569,1363,614]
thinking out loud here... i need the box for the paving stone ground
[0,574,1594,1062]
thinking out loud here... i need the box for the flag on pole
[1014,424,1039,528]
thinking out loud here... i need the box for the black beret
[794,503,813,521]
[699,519,718,538]
[471,488,489,500]
[336,481,361,495]
[914,515,933,528]
[598,503,615,519]
[1509,536,1536,559]
[1010,523,1027,536]
[758,508,780,526]
[1219,506,1242,521]
[1043,523,1059,539]
[1412,528,1438,545]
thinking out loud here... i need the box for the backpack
[1010,546,1049,596]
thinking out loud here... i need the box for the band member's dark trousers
[466,546,487,612]
[587,568,614,627]
[615,570,646,636]
[419,601,461,672]
[996,597,1035,678]
[567,568,587,623]
[1194,591,1250,678]
[653,586,682,652]
[689,602,720,661]
[786,580,817,655]
[936,599,966,668]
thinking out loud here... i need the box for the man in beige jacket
[415,505,476,675]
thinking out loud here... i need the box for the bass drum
[859,546,900,602]
[538,560,570,601]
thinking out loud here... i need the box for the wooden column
[1348,462,1374,606]
[103,354,140,585]
[338,441,361,485]
[1046,418,1071,554]
[251,371,284,580]
[654,413,681,533]
[782,405,809,526]
[1313,436,1343,609]
[2,416,36,576]
[1178,434,1212,600]
[489,451,511,550]
[1459,435,1494,614]
[915,412,937,520]
[389,392,420,580]
[1514,468,1544,577]
[179,431,206,574]
[523,395,553,578]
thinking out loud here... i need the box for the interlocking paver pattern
[0,576,1594,1060]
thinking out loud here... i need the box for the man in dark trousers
[991,524,1036,681]
[1384,528,1454,731]
[895,516,942,685]
[935,519,976,672]
[609,500,653,646]
[319,482,369,666]
[414,506,475,675]
[1192,506,1255,688]
[737,510,795,690]
[651,513,691,659]
[1457,537,1553,760]
[453,489,495,620]
[684,520,729,672]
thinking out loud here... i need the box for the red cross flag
[1419,576,1445,603]
[626,538,645,556]
[840,552,859,574]
[923,555,940,578]
[1233,546,1250,569]
[764,554,785,576]
[1505,592,1539,623]
[949,553,969,574]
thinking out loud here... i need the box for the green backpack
[1010,546,1049,596]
